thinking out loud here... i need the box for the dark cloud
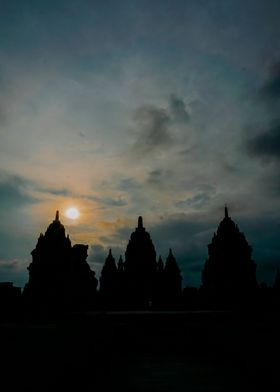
[119,178,140,191]
[132,105,171,153]
[89,195,128,208]
[247,62,280,161]
[147,169,163,185]
[0,258,28,287]
[40,187,70,196]
[174,192,213,209]
[169,94,190,123]
[146,169,173,189]
[0,174,37,209]
[131,94,190,156]
[0,259,22,271]
[0,174,37,273]
[107,226,133,246]
[103,196,127,207]
[0,75,15,124]
[244,62,280,197]
[88,244,107,267]
[260,62,280,101]
[246,123,280,161]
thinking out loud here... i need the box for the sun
[65,207,80,220]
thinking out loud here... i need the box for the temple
[23,211,98,309]
[19,209,263,311]
[99,248,119,306]
[124,216,158,306]
[98,217,182,308]
[164,248,182,302]
[201,207,257,296]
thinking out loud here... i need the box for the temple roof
[216,206,242,238]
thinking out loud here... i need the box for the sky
[1,0,280,289]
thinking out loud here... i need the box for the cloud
[88,244,107,268]
[0,258,28,287]
[0,174,37,209]
[169,94,190,123]
[0,259,21,270]
[244,62,280,196]
[0,174,38,269]
[246,123,280,161]
[132,105,171,154]
[146,169,173,189]
[174,192,214,209]
[131,94,190,156]
[119,178,140,191]
[1,2,280,290]
[89,195,128,208]
[104,197,128,207]
[39,187,71,197]
[260,62,280,101]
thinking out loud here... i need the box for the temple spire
[224,205,229,219]
[55,210,59,221]
[138,216,143,229]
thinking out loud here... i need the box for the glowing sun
[65,207,80,220]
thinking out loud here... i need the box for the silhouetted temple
[19,208,264,311]
[124,216,158,306]
[99,217,182,308]
[23,211,98,309]
[99,248,119,303]
[164,248,182,301]
[201,207,257,296]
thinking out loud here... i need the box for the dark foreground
[1,310,280,391]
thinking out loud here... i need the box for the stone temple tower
[124,216,157,307]
[23,211,97,308]
[201,207,257,294]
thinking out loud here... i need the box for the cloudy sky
[1,0,280,288]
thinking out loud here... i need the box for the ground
[1,311,279,391]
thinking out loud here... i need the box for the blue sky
[1,0,280,288]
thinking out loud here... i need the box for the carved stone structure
[201,207,257,294]
[164,248,182,301]
[99,217,182,308]
[23,211,97,308]
[124,216,158,306]
[99,249,119,304]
